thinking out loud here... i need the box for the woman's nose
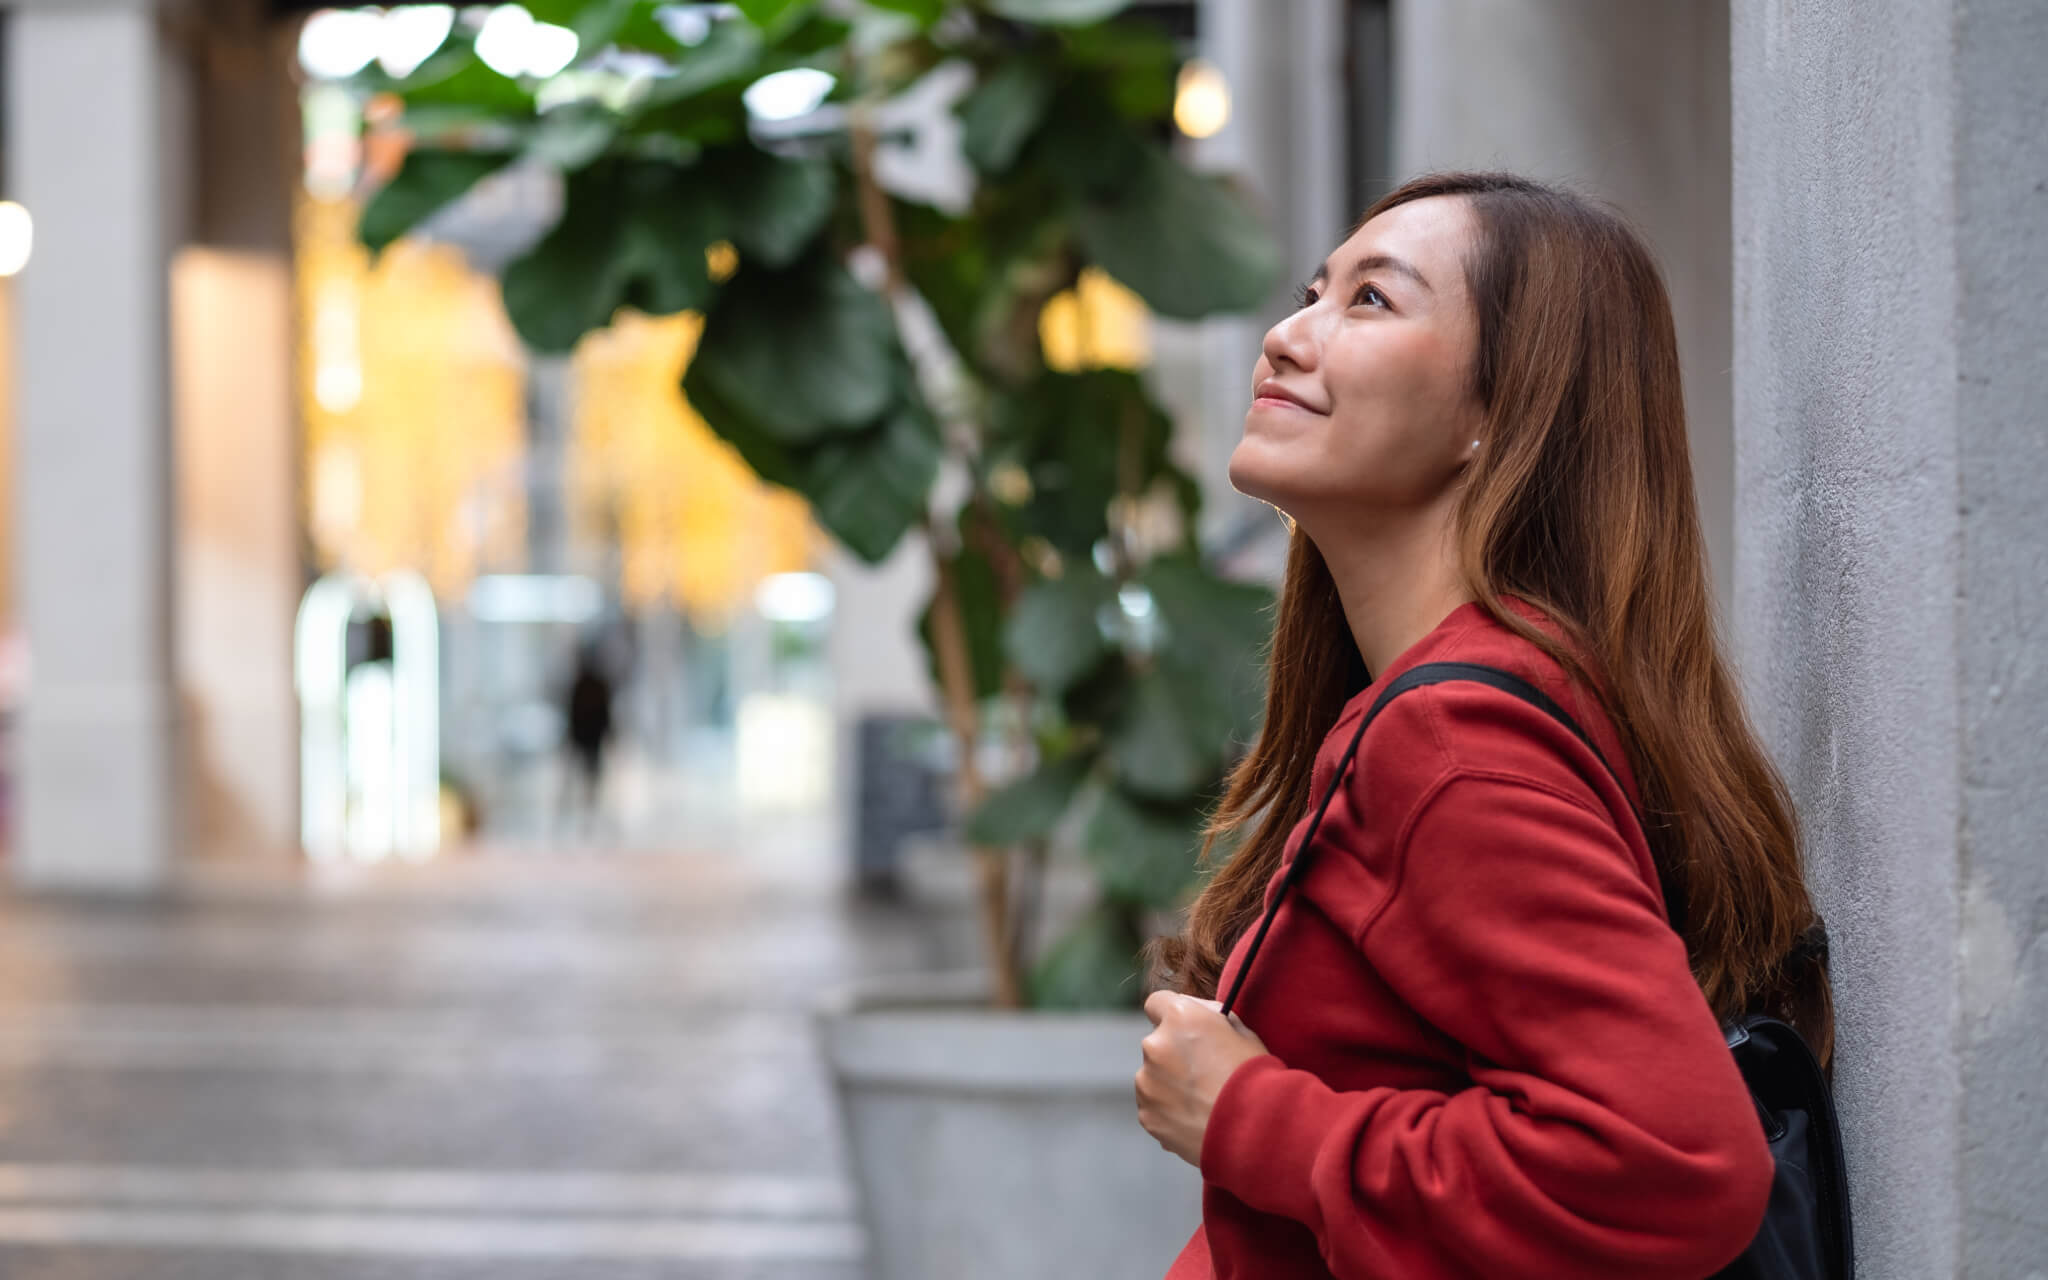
[1260,306,1317,375]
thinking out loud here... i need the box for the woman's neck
[1314,508,1473,677]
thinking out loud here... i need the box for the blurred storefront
[291,119,828,850]
[0,0,843,876]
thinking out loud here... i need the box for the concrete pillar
[1732,1,2048,1274]
[7,0,191,890]
[172,249,299,860]
[171,13,303,861]
[1390,0,1735,612]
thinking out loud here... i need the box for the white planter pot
[818,971,1202,1280]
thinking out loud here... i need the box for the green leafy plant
[356,0,1281,1008]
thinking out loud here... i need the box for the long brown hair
[1151,173,1832,1063]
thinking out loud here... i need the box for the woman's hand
[1135,991,1272,1167]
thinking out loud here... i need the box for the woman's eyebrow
[1311,253,1434,293]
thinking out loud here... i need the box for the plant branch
[853,107,1024,1009]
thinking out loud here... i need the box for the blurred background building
[0,1,2039,1276]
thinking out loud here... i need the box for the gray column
[172,14,303,861]
[1732,1,2048,1275]
[1391,0,1735,612]
[7,1,190,889]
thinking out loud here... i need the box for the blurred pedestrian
[558,638,615,837]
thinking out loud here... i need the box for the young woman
[1134,172,1832,1280]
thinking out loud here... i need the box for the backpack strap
[1220,661,1662,1017]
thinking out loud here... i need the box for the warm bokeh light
[569,310,817,621]
[1173,58,1231,140]
[1040,267,1152,371]
[297,181,816,621]
[296,195,529,595]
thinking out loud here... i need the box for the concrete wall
[169,13,304,861]
[1392,0,1735,611]
[1732,1,2048,1274]
[1951,3,2048,1269]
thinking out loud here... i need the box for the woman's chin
[1226,440,1298,509]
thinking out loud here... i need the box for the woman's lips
[1251,380,1323,413]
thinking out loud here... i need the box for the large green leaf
[689,252,899,442]
[627,18,764,136]
[958,59,1059,176]
[1081,782,1205,909]
[1106,663,1217,800]
[524,101,619,171]
[499,164,723,352]
[1059,20,1179,120]
[965,752,1092,846]
[763,10,854,56]
[894,194,1068,379]
[1143,556,1273,747]
[499,171,634,351]
[986,369,1176,556]
[798,385,941,562]
[703,149,838,267]
[988,0,1134,26]
[523,0,675,51]
[735,0,808,28]
[397,41,535,117]
[1023,85,1148,201]
[608,4,699,54]
[616,206,721,317]
[1004,567,1113,695]
[894,200,989,361]
[684,357,935,563]
[1028,902,1145,1009]
[360,150,514,253]
[1072,146,1283,319]
[680,355,801,488]
[865,0,946,26]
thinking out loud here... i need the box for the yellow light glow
[1040,267,1152,372]
[1174,59,1231,140]
[569,310,816,621]
[294,188,815,621]
[295,195,529,595]
[706,240,738,282]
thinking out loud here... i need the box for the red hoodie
[1165,600,1773,1280]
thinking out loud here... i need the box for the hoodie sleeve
[1198,771,1774,1280]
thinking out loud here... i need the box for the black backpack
[1219,661,1855,1280]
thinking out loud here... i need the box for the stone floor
[0,821,936,1278]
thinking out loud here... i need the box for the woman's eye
[1293,282,1320,309]
[1352,284,1389,309]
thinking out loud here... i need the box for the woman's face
[1228,195,1486,531]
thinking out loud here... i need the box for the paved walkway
[0,824,932,1278]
